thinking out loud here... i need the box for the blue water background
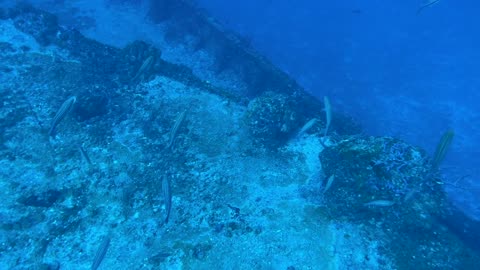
[195,0,480,218]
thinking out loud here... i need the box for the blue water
[195,0,480,218]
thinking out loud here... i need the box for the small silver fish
[49,96,76,137]
[162,175,172,224]
[363,200,395,207]
[403,189,418,202]
[78,145,92,166]
[417,0,440,14]
[131,55,155,82]
[296,118,317,138]
[319,96,332,148]
[91,234,111,270]
[323,174,335,193]
[167,110,187,149]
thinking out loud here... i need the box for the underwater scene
[0,0,479,269]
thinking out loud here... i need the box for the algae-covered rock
[118,40,161,84]
[245,91,303,148]
[319,136,447,221]
[9,3,59,46]
[318,135,478,269]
